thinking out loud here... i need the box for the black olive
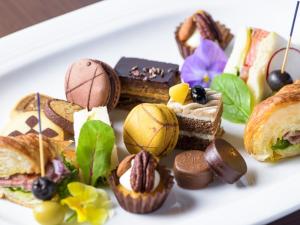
[267,70,293,91]
[191,85,207,104]
[32,177,56,200]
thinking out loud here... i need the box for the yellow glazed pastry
[244,81,300,161]
[123,103,179,157]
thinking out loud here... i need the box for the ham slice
[241,28,269,80]
[0,159,69,191]
[283,131,300,145]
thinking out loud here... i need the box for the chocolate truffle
[174,150,213,189]
[65,59,121,111]
[204,139,247,184]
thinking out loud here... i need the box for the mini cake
[123,103,179,157]
[175,10,233,58]
[64,59,121,111]
[114,57,180,108]
[109,151,174,214]
[168,84,223,150]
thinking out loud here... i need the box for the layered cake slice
[114,57,180,108]
[167,85,223,150]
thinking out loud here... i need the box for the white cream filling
[180,130,215,140]
[119,166,160,192]
[186,30,200,48]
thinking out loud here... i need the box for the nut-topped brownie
[114,57,180,108]
[168,85,223,150]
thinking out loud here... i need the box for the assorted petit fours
[114,57,180,108]
[175,10,233,58]
[224,27,285,104]
[123,103,179,157]
[65,58,121,110]
[245,81,300,162]
[5,4,300,224]
[168,83,223,150]
[109,150,174,214]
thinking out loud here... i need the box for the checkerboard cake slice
[167,88,223,150]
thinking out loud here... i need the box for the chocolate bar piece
[115,57,180,107]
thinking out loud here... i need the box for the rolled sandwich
[0,133,73,207]
[224,27,285,104]
[244,81,300,161]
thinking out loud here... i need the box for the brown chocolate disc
[174,150,213,189]
[204,139,247,184]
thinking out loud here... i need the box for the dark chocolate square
[114,57,179,86]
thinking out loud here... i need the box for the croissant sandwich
[0,133,75,207]
[244,81,300,161]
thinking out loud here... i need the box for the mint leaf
[211,73,253,123]
[76,120,115,186]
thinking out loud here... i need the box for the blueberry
[267,70,293,91]
[32,177,56,200]
[191,85,207,104]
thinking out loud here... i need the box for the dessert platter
[1,0,300,225]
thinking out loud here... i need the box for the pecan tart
[109,151,174,214]
[175,10,233,58]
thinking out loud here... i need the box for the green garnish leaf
[8,187,30,193]
[211,73,254,123]
[271,138,292,150]
[57,154,79,199]
[76,120,115,186]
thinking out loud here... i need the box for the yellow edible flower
[61,182,110,225]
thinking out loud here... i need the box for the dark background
[0,0,298,224]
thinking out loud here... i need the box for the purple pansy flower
[181,38,228,88]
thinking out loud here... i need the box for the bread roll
[244,81,300,161]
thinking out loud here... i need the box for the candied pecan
[193,11,221,43]
[130,151,157,193]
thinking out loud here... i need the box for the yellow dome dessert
[123,103,179,157]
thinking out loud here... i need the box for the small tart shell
[109,166,174,214]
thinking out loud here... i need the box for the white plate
[1,0,300,225]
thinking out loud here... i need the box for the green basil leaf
[211,73,253,123]
[76,120,115,186]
